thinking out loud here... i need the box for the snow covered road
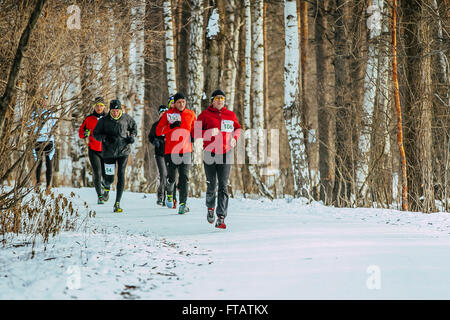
[1,187,450,299]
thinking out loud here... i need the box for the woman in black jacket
[93,99,137,213]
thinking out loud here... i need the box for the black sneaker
[156,198,164,206]
[207,208,215,224]
[215,216,226,229]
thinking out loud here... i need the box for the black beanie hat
[158,105,168,114]
[211,89,226,101]
[110,99,122,110]
[173,92,186,104]
[94,97,105,104]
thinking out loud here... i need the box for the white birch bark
[283,0,309,198]
[72,52,87,188]
[187,0,205,195]
[244,0,252,129]
[379,0,390,155]
[62,63,80,186]
[187,0,204,116]
[164,0,177,94]
[108,6,117,101]
[357,0,383,201]
[128,0,146,191]
[223,0,240,111]
[252,0,266,166]
[242,0,273,198]
[431,0,449,103]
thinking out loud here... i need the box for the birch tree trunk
[205,5,222,103]
[242,0,273,198]
[164,0,177,94]
[223,0,240,111]
[128,0,147,192]
[252,0,266,166]
[283,0,309,198]
[357,0,383,204]
[187,0,205,196]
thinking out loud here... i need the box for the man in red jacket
[79,97,107,204]
[156,92,196,215]
[196,89,241,229]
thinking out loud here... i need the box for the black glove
[154,139,161,149]
[105,135,118,144]
[84,129,91,138]
[125,136,135,144]
[170,121,181,129]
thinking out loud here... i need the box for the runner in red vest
[79,97,107,204]
[196,89,241,229]
[156,92,196,215]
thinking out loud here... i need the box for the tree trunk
[205,3,223,106]
[392,0,408,211]
[0,0,47,136]
[402,0,436,212]
[128,0,147,192]
[316,0,336,205]
[188,0,205,197]
[284,0,309,199]
[357,0,383,204]
[164,0,177,94]
[300,0,319,200]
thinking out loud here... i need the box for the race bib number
[167,113,181,124]
[105,163,115,176]
[221,120,234,133]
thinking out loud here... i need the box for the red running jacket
[196,105,241,154]
[79,112,104,152]
[156,107,196,155]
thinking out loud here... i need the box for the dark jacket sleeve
[92,118,105,142]
[128,116,138,137]
[148,121,158,144]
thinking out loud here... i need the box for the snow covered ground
[1,187,450,300]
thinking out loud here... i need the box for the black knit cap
[110,99,122,110]
[158,105,168,114]
[173,92,186,104]
[94,97,105,104]
[211,89,226,101]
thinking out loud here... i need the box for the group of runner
[34,89,241,229]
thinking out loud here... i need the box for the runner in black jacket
[148,105,168,206]
[93,99,137,213]
[148,105,179,207]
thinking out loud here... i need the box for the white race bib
[167,113,181,124]
[105,163,115,176]
[221,120,234,133]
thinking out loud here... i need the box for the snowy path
[1,187,450,299]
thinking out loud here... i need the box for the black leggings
[104,156,128,203]
[165,153,191,204]
[155,155,167,201]
[88,149,106,197]
[203,152,232,217]
[35,141,53,187]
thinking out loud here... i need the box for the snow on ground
[1,187,450,299]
